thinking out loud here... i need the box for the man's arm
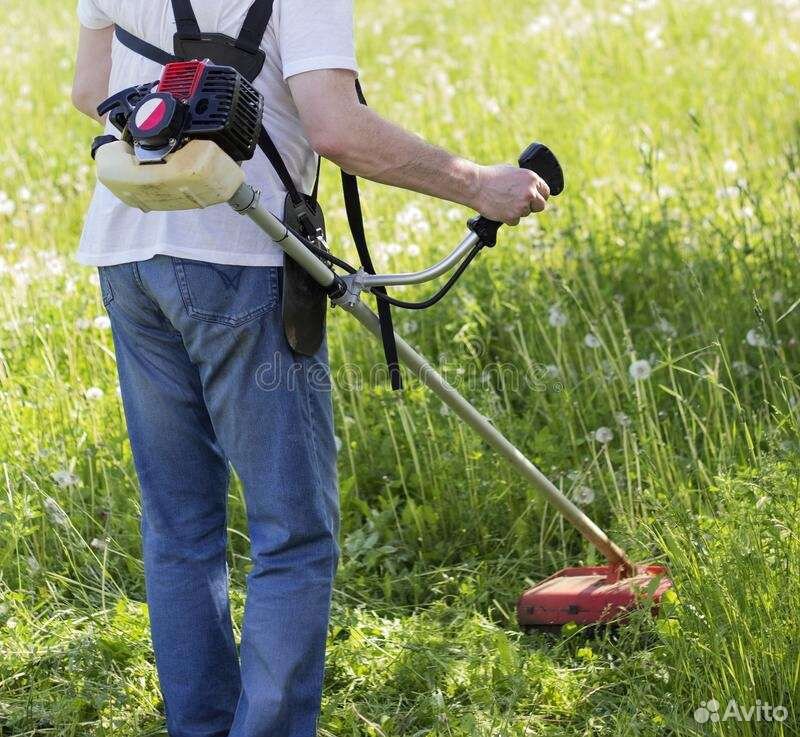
[288,69,550,225]
[72,25,113,124]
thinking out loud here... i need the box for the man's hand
[72,25,113,124]
[475,165,550,225]
[288,68,549,224]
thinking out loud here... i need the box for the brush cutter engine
[97,59,263,164]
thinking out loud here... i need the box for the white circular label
[134,98,167,131]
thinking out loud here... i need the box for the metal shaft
[345,299,631,567]
[229,184,632,568]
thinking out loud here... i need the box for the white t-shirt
[76,0,357,266]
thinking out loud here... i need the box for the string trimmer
[90,59,672,629]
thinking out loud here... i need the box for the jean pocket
[98,268,115,307]
[172,259,279,327]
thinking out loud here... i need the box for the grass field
[2,0,800,734]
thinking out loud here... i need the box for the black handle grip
[91,134,118,160]
[468,142,564,247]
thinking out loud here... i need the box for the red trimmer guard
[517,564,672,628]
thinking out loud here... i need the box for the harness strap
[257,127,303,205]
[114,26,179,67]
[170,0,202,38]
[341,80,402,390]
[238,0,275,53]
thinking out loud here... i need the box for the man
[71,1,549,735]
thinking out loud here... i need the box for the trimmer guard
[517,565,672,628]
[95,139,244,212]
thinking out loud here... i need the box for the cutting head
[517,564,673,630]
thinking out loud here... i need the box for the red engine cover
[516,564,672,628]
[158,60,207,101]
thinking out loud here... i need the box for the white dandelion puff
[93,315,111,330]
[723,159,739,175]
[614,411,631,428]
[548,305,568,328]
[396,204,430,234]
[334,435,343,454]
[629,359,652,381]
[584,333,601,349]
[51,469,80,488]
[84,387,104,401]
[43,496,69,527]
[655,318,677,338]
[739,9,756,25]
[544,364,560,378]
[383,242,402,256]
[574,485,596,506]
[90,537,108,551]
[745,329,768,348]
[594,427,614,444]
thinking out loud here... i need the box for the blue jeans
[98,256,339,737]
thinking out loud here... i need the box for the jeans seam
[299,353,337,573]
[98,268,115,306]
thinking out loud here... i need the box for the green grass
[1,0,800,734]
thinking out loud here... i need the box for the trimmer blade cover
[517,565,672,629]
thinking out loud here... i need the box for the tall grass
[1,0,799,734]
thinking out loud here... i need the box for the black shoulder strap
[171,0,202,38]
[238,0,275,53]
[258,126,302,205]
[115,26,179,66]
[171,0,273,52]
[340,80,402,390]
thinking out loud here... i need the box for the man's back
[76,0,357,268]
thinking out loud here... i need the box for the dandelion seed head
[584,333,601,349]
[594,427,614,444]
[51,470,79,488]
[548,305,567,328]
[629,359,652,381]
[574,485,596,505]
[84,387,104,401]
[655,318,677,338]
[43,496,68,526]
[745,329,768,348]
[614,411,631,428]
[723,159,739,175]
